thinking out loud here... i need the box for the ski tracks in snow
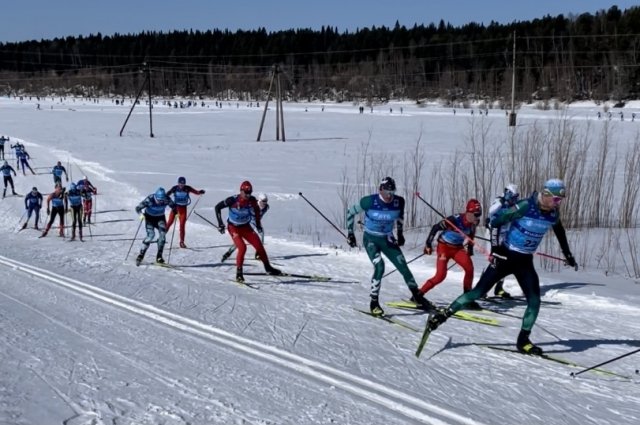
[0,254,487,425]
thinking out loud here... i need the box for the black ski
[244,271,331,281]
[415,312,436,358]
[476,344,630,379]
[354,308,419,332]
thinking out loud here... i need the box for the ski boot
[494,281,512,299]
[21,222,27,230]
[135,249,146,266]
[409,287,436,311]
[179,241,187,249]
[370,297,384,317]
[236,267,244,283]
[427,308,452,332]
[265,264,282,276]
[516,329,543,355]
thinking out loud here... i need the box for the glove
[347,232,357,248]
[467,245,474,256]
[386,234,398,247]
[172,208,178,216]
[564,252,578,270]
[424,245,433,255]
[135,207,142,214]
[46,208,50,215]
[397,233,405,247]
[199,190,205,194]
[217,224,226,234]
[256,224,263,233]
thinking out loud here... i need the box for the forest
[1,5,639,104]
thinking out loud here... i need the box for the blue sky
[2,0,638,43]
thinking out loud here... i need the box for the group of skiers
[0,144,98,241]
[346,176,577,356]
[133,178,281,282]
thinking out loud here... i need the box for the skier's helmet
[379,176,396,192]
[542,179,566,197]
[257,193,268,203]
[177,176,186,185]
[154,187,167,202]
[240,181,253,194]
[32,187,37,193]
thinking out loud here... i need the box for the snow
[1,96,639,425]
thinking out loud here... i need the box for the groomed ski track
[0,254,486,425]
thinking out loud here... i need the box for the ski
[476,344,630,379]
[386,300,501,327]
[244,271,331,281]
[354,308,420,332]
[415,312,435,358]
[482,296,561,306]
[228,280,259,289]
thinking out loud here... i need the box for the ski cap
[466,198,482,214]
[240,180,253,194]
[70,183,77,191]
[542,179,566,197]
[82,175,88,180]
[32,187,37,192]
[154,187,167,202]
[379,176,396,191]
[257,193,268,203]
[177,176,186,184]
[3,160,7,166]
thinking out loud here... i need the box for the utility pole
[120,62,154,137]
[257,64,286,142]
[509,31,517,127]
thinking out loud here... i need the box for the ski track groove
[0,253,488,425]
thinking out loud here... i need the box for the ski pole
[298,192,347,238]
[415,192,491,258]
[193,210,218,228]
[186,195,202,221]
[570,347,640,378]
[125,215,144,261]
[167,213,178,264]
[383,252,426,277]
[15,209,28,231]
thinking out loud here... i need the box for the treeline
[1,5,639,103]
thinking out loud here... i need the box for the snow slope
[0,97,638,425]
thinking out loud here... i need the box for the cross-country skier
[134,187,177,265]
[483,184,520,298]
[424,179,578,356]
[345,176,432,316]
[77,176,97,225]
[0,160,18,198]
[417,199,482,310]
[22,187,43,230]
[51,161,68,185]
[41,183,68,238]
[215,181,281,282]
[67,182,84,241]
[15,146,35,175]
[166,176,205,248]
[221,192,269,262]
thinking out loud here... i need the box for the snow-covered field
[1,96,639,425]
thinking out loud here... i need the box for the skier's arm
[552,219,576,268]
[425,219,447,247]
[490,199,529,227]
[346,196,371,234]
